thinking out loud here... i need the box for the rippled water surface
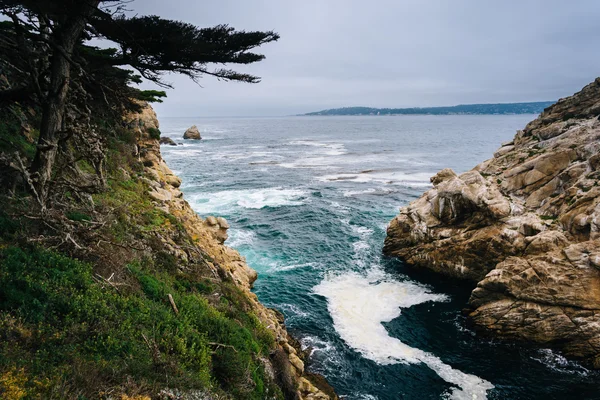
[160,115,599,399]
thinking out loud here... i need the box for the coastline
[133,104,337,399]
[384,78,600,368]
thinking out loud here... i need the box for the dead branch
[94,273,121,293]
[14,152,44,210]
[167,293,179,315]
[208,342,238,353]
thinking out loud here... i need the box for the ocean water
[159,116,599,400]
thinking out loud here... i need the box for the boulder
[216,217,230,229]
[159,136,177,146]
[183,125,201,140]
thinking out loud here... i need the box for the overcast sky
[128,0,600,117]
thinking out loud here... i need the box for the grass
[0,246,280,399]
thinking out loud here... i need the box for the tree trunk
[30,0,100,207]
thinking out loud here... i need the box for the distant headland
[302,101,555,116]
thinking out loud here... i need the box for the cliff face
[384,79,600,367]
[130,105,335,400]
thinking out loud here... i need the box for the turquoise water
[160,116,599,400]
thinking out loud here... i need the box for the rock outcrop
[384,78,600,367]
[129,105,336,399]
[183,125,201,140]
[159,136,177,146]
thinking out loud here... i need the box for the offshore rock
[183,125,202,140]
[384,78,600,367]
[159,136,177,146]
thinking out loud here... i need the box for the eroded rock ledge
[130,104,336,399]
[383,78,600,367]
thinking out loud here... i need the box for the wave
[301,335,335,356]
[271,262,317,272]
[279,156,343,170]
[532,349,590,377]
[313,269,494,400]
[164,149,204,157]
[226,229,257,248]
[318,170,433,187]
[187,187,308,214]
[289,139,347,156]
[276,303,310,321]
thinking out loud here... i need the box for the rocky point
[384,78,600,367]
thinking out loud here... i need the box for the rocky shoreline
[384,78,600,367]
[132,105,336,399]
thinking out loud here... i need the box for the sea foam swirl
[314,269,494,399]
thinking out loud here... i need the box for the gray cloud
[127,0,600,116]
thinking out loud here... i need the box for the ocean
[159,115,598,400]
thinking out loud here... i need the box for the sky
[125,0,600,117]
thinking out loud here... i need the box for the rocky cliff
[131,105,335,399]
[0,102,335,399]
[384,78,600,367]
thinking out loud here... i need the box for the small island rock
[183,125,202,140]
[159,136,177,146]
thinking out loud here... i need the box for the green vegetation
[0,246,279,399]
[147,127,162,140]
[0,108,37,159]
[0,1,290,398]
[0,121,286,398]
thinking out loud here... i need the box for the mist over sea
[160,115,598,399]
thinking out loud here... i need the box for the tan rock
[216,217,230,229]
[289,353,304,373]
[384,78,600,367]
[183,125,202,140]
[149,187,172,202]
[126,103,338,399]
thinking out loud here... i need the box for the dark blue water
[160,116,599,400]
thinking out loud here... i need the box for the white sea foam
[533,349,590,376]
[314,270,494,400]
[301,335,335,355]
[277,303,310,319]
[343,188,378,197]
[226,229,256,248]
[167,149,204,157]
[289,140,347,156]
[318,170,434,187]
[351,226,374,236]
[351,394,379,400]
[279,156,343,170]
[270,262,317,272]
[188,187,307,214]
[327,201,350,214]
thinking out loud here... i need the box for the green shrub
[147,127,161,140]
[65,211,92,222]
[0,246,280,399]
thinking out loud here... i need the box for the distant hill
[303,101,555,116]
